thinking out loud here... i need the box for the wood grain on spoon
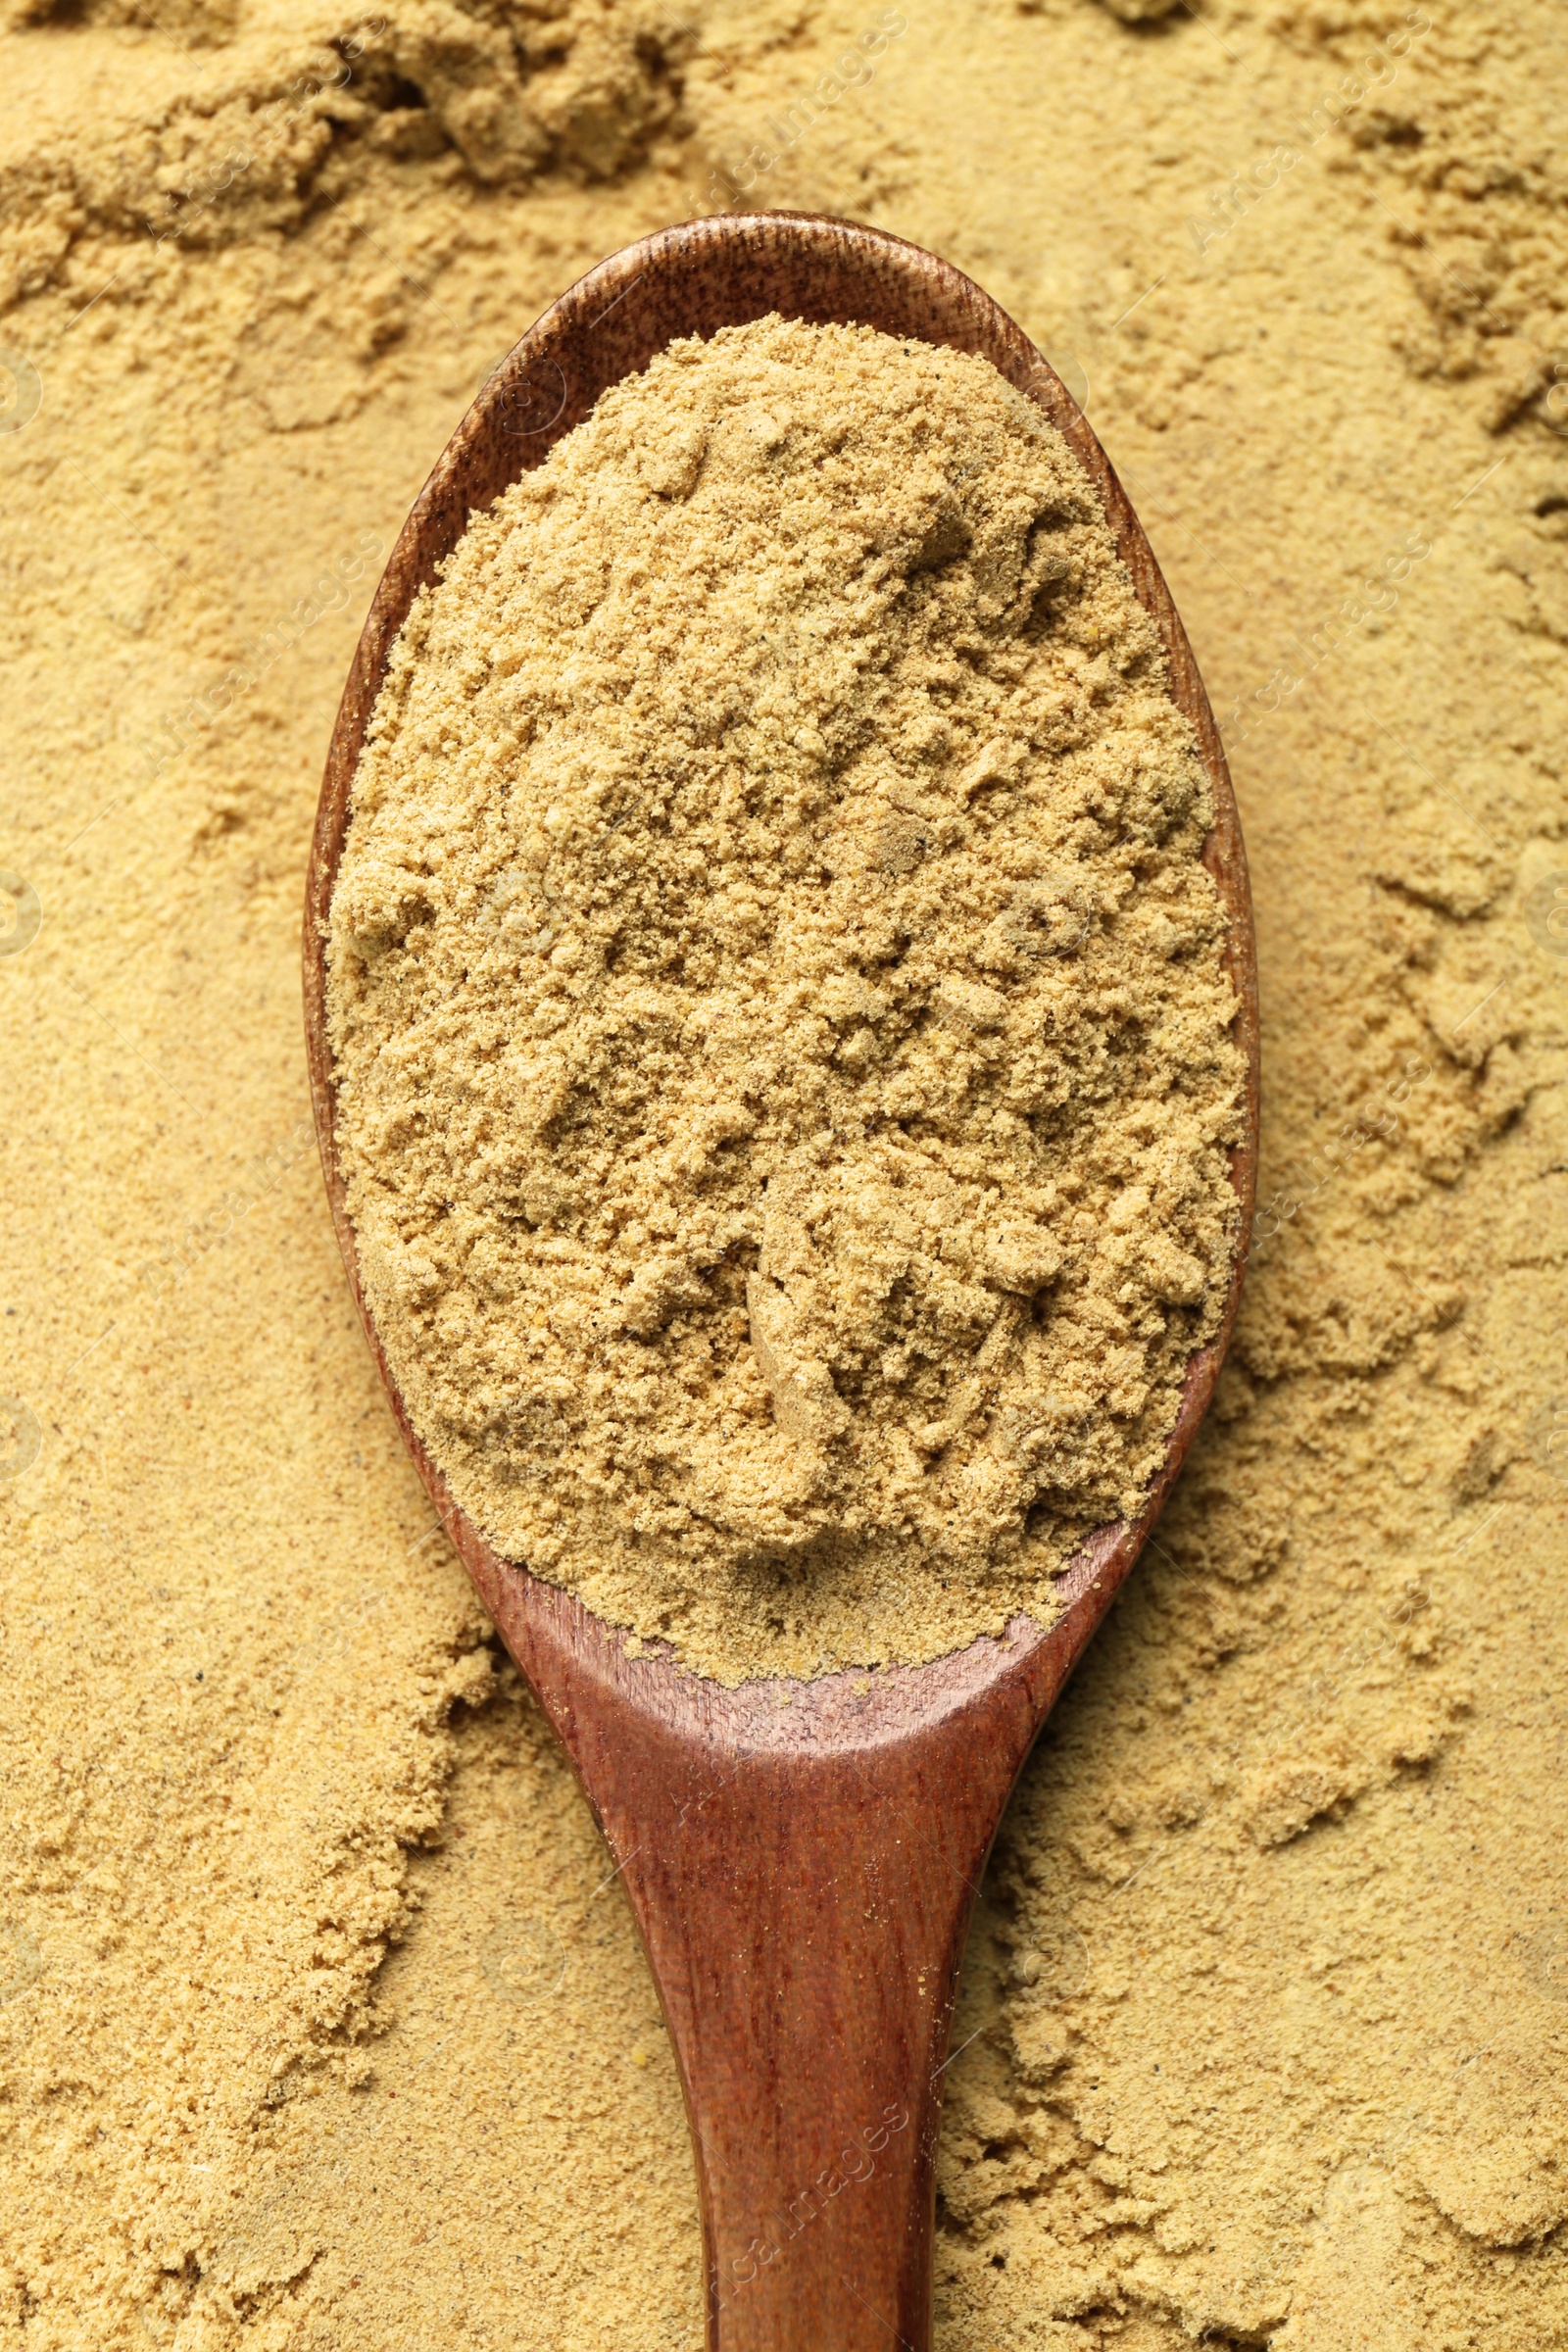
[303,213,1260,2352]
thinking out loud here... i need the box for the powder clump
[326,316,1243,1682]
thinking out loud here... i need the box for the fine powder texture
[6,2,1568,2346]
[327,318,1243,1682]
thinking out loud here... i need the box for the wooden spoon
[303,213,1259,2352]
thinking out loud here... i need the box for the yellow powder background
[1,0,1565,2346]
[327,317,1242,1683]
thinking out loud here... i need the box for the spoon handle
[617,1721,1016,2352]
[470,1550,1077,2351]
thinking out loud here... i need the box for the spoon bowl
[303,212,1259,2352]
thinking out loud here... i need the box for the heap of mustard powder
[326,316,1242,1681]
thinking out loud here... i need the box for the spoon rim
[302,208,1260,1731]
